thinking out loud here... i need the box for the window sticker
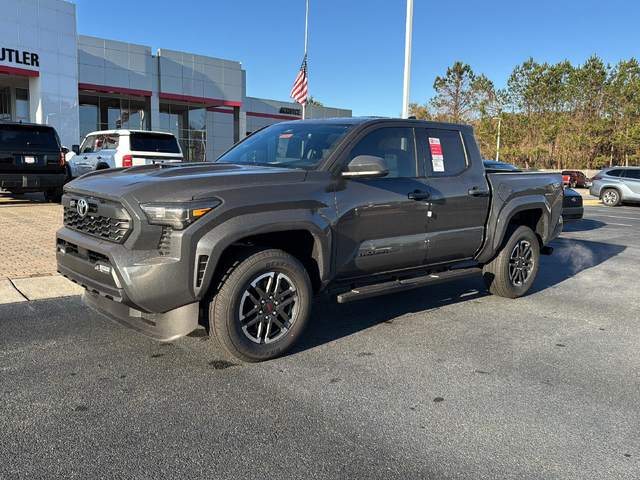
[429,138,445,172]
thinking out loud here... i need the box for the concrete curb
[0,274,83,305]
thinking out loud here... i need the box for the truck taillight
[60,151,65,166]
[181,157,185,162]
[122,155,133,167]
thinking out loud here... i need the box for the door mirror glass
[341,155,389,179]
[72,144,80,155]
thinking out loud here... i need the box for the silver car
[590,167,640,206]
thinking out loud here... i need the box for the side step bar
[333,267,483,304]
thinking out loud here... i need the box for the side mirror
[72,144,80,155]
[341,155,389,179]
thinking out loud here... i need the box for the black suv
[0,122,68,202]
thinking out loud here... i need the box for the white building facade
[0,0,351,160]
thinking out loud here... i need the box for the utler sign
[0,47,40,67]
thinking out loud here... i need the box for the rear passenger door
[621,169,640,195]
[419,128,490,266]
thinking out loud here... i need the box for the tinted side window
[349,127,417,178]
[425,128,468,177]
[80,135,96,154]
[624,169,640,179]
[606,169,624,177]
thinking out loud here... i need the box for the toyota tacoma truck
[56,118,563,362]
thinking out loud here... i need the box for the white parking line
[586,214,640,221]
[604,222,634,227]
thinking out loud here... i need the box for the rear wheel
[601,188,621,206]
[482,225,540,299]
[207,248,312,363]
[44,187,63,203]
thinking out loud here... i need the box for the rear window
[606,169,624,177]
[562,171,573,175]
[0,125,59,150]
[129,133,180,153]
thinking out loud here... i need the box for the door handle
[408,190,431,201]
[468,187,489,196]
[83,156,88,159]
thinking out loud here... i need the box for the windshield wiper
[26,142,43,146]
[155,148,173,153]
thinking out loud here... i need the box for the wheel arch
[195,212,331,299]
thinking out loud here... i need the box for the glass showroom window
[78,94,150,139]
[15,88,29,123]
[0,88,10,121]
[159,103,207,161]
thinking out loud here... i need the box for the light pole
[401,0,413,119]
[493,116,502,162]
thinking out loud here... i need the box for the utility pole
[401,0,413,119]
[302,0,309,120]
[495,117,502,162]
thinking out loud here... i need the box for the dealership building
[0,0,351,160]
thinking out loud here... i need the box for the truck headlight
[140,199,221,230]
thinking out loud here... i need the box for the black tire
[482,225,540,299]
[601,188,621,207]
[44,187,63,203]
[207,248,313,363]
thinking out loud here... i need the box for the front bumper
[56,226,200,340]
[0,173,66,191]
[562,206,583,223]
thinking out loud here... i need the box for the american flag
[290,55,308,106]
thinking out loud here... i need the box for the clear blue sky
[75,0,639,117]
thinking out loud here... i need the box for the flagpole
[303,0,309,119]
[402,0,413,119]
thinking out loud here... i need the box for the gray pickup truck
[56,118,563,362]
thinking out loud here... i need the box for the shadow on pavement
[292,237,625,357]
[0,191,48,205]
[562,218,606,232]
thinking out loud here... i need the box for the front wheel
[44,187,63,203]
[482,225,540,299]
[207,248,313,363]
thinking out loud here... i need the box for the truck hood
[65,162,308,203]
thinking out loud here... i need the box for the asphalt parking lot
[1,200,639,479]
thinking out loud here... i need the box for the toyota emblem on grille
[77,198,89,218]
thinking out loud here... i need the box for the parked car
[590,166,640,206]
[57,118,563,362]
[0,121,68,202]
[562,188,583,222]
[483,160,521,172]
[562,170,589,188]
[68,130,184,178]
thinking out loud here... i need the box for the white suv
[68,130,184,178]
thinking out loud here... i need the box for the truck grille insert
[63,197,132,243]
[563,195,583,208]
[158,226,173,255]
[196,255,209,288]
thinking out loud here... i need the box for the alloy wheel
[238,272,299,344]
[508,240,534,287]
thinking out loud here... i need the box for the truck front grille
[563,195,583,208]
[63,196,132,243]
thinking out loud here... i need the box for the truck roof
[283,116,474,131]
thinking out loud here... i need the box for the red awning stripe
[0,65,39,77]
[159,92,241,107]
[78,83,152,97]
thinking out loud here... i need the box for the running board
[333,267,483,304]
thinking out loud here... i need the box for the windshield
[130,132,181,153]
[218,123,353,170]
[0,125,60,150]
